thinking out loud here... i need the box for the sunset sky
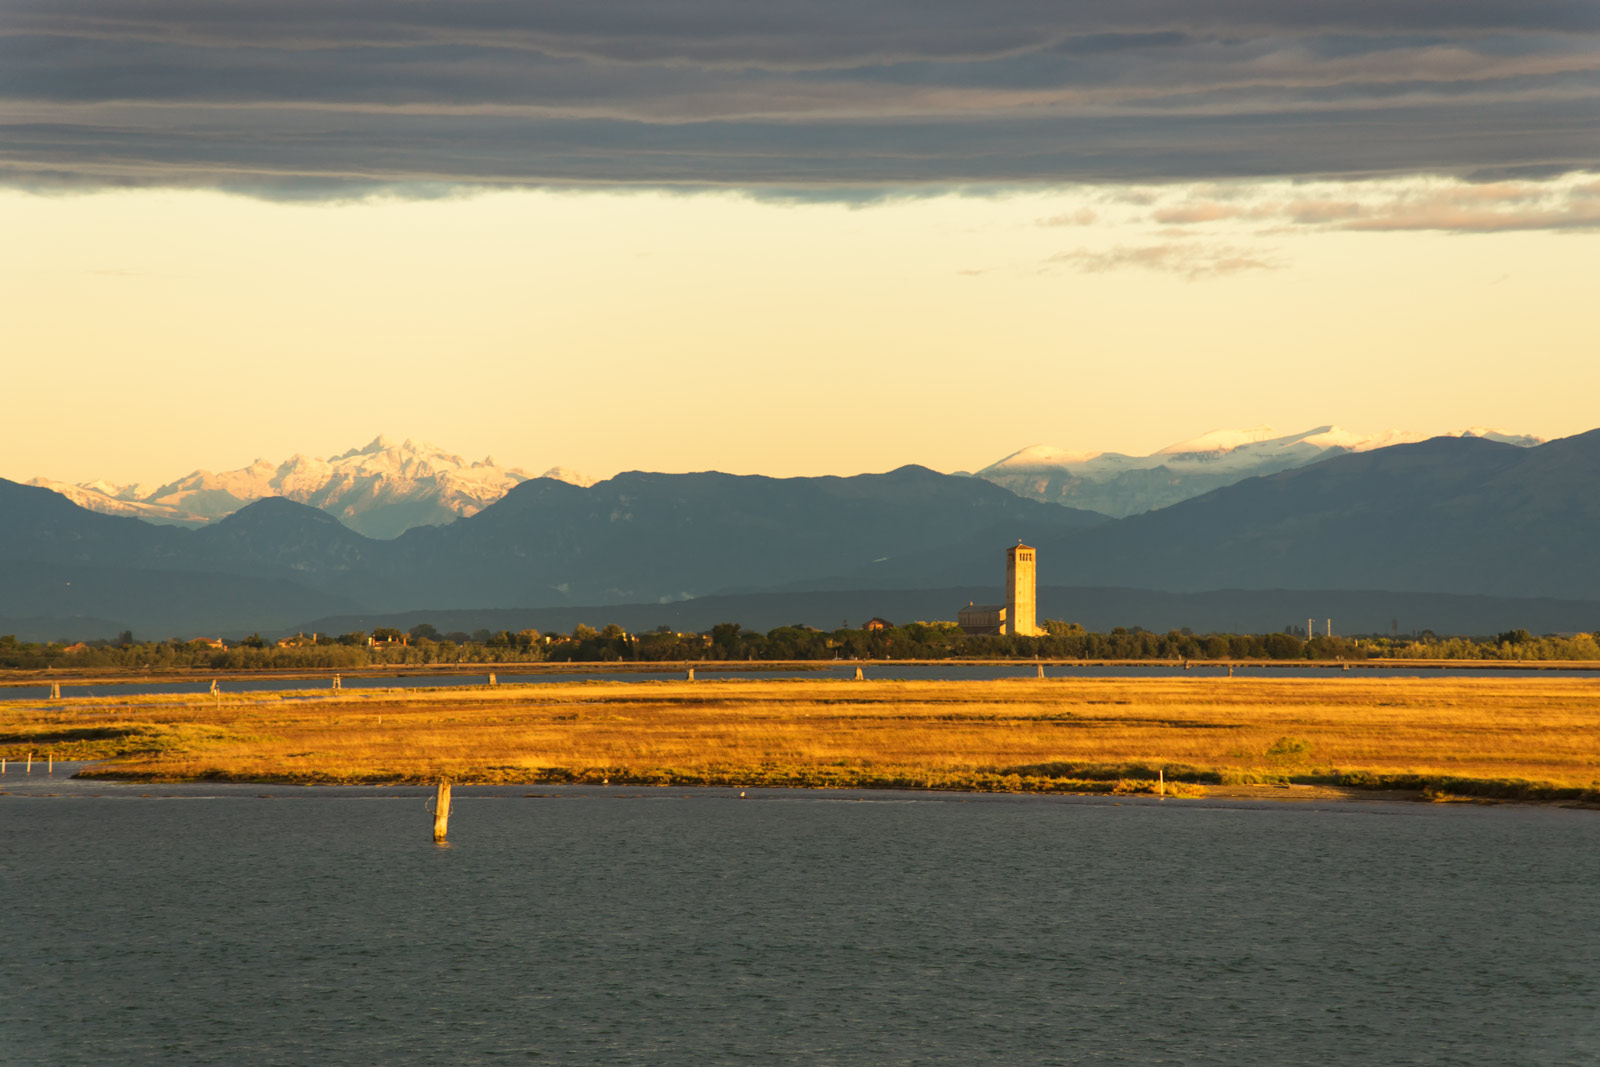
[4,0,1597,485]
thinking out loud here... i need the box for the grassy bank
[3,677,1596,803]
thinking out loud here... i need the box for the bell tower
[1005,543,1039,637]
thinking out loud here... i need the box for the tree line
[1,622,1596,670]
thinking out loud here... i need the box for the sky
[3,0,1598,485]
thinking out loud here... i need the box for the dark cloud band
[3,1,1597,197]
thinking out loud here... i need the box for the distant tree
[1042,619,1085,637]
[710,623,743,659]
[409,623,441,641]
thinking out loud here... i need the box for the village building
[957,602,1006,635]
[861,617,894,631]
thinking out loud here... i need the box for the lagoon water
[2,777,1597,1066]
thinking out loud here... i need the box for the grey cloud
[2,1,1598,198]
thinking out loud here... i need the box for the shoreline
[4,656,1599,688]
[58,765,1599,809]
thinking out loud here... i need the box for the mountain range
[820,431,1600,602]
[25,436,596,539]
[0,465,1102,636]
[21,425,1541,538]
[2,427,1593,641]
[977,425,1542,517]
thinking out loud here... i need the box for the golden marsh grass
[3,676,1597,800]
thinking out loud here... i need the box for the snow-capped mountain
[978,425,1542,517]
[26,437,593,539]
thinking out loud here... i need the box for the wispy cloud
[1038,208,1098,226]
[1144,173,1600,233]
[1049,242,1281,279]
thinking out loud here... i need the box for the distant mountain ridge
[22,424,1541,536]
[977,425,1542,517]
[5,428,1594,641]
[948,431,1599,602]
[0,465,1106,634]
[25,436,596,539]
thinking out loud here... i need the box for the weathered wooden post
[210,678,219,695]
[27,751,33,774]
[47,751,53,775]
[686,667,695,682]
[332,673,341,691]
[2,757,7,775]
[488,672,497,687]
[50,682,61,700]
[855,666,864,681]
[1157,767,1165,796]
[1037,663,1045,679]
[433,780,452,842]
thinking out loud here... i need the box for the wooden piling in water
[488,672,497,686]
[50,682,60,700]
[686,667,695,681]
[1157,768,1165,796]
[1037,663,1045,679]
[854,666,864,680]
[47,752,53,775]
[433,780,452,842]
[333,674,341,691]
[27,751,33,774]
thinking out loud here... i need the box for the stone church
[958,543,1042,636]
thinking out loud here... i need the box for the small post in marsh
[332,674,341,691]
[210,678,219,695]
[488,672,497,687]
[27,751,33,774]
[47,751,53,776]
[855,666,864,681]
[50,682,61,700]
[433,780,452,843]
[1157,767,1165,796]
[1037,663,1044,679]
[686,667,695,682]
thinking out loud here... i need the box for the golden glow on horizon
[2,182,1596,485]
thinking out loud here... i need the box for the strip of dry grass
[3,676,1596,801]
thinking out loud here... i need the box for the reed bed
[3,676,1596,801]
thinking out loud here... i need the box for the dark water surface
[5,661,1598,702]
[2,777,1596,1066]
